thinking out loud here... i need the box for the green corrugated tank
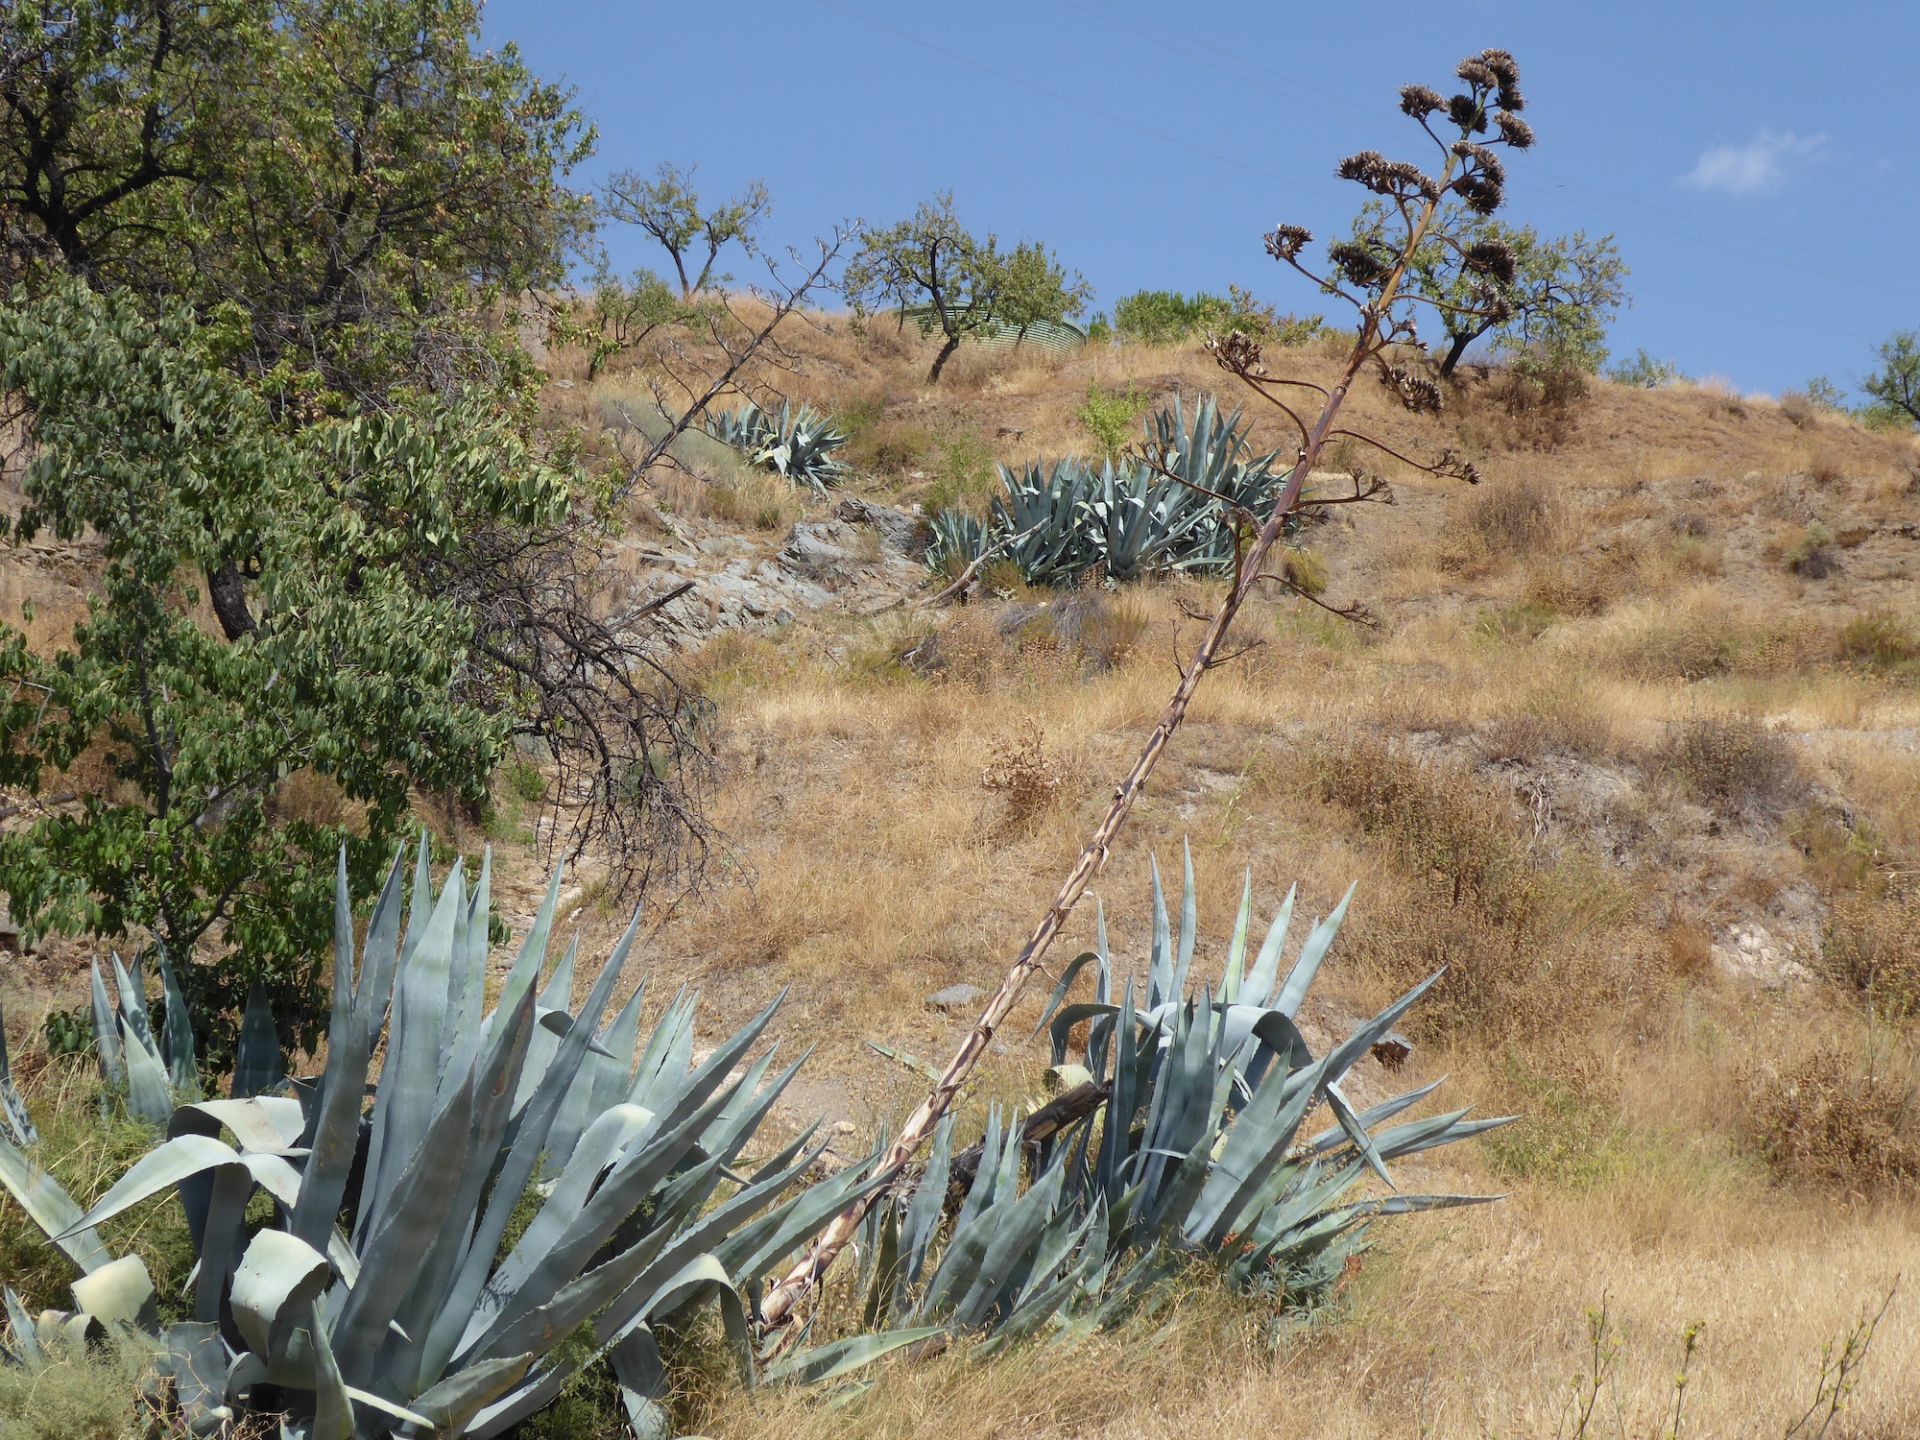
[894,306,1089,355]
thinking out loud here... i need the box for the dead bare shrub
[1478,703,1614,764]
[1805,450,1848,484]
[1748,1040,1920,1195]
[999,593,1150,672]
[1662,916,1714,977]
[1654,714,1803,814]
[1780,390,1821,429]
[1823,887,1920,1012]
[1308,738,1638,1036]
[981,720,1063,826]
[1455,358,1588,451]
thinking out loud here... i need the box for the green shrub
[1112,289,1223,344]
[1839,611,1920,673]
[1782,521,1837,578]
[1111,287,1325,347]
[927,427,1000,515]
[0,1329,156,1440]
[1608,349,1686,388]
[1074,378,1150,462]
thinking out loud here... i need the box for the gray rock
[780,522,861,585]
[834,497,925,554]
[926,983,988,1012]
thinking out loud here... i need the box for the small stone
[831,1120,856,1136]
[926,983,987,1012]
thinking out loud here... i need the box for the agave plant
[992,458,1100,585]
[1140,395,1285,575]
[854,847,1509,1346]
[1078,457,1215,582]
[0,839,898,1438]
[705,399,850,494]
[924,507,989,578]
[0,1002,34,1147]
[925,396,1288,593]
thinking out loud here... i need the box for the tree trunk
[206,562,257,640]
[1438,329,1478,378]
[927,333,961,384]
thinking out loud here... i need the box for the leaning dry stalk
[755,173,1455,1330]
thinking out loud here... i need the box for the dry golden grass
[553,321,1920,1438]
[9,312,1920,1438]
[703,1183,1920,1439]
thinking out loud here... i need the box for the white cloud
[1678,130,1829,196]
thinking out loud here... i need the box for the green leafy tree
[997,238,1093,346]
[1862,330,1920,429]
[1,0,594,405]
[601,161,771,300]
[843,192,1087,383]
[578,260,692,380]
[0,1,719,1013]
[0,0,262,287]
[1801,376,1847,411]
[0,285,559,1050]
[1360,202,1626,377]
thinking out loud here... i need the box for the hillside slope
[5,319,1919,1435]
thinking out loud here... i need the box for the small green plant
[1782,521,1837,577]
[1074,378,1150,462]
[1780,1283,1899,1439]
[1608,348,1686,388]
[928,427,999,514]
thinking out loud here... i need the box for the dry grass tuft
[1838,610,1920,674]
[1451,472,1575,571]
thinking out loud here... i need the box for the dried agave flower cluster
[1210,47,1536,450]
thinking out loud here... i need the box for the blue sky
[482,0,1914,399]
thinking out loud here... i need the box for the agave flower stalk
[758,48,1532,1329]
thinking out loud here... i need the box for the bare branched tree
[756,47,1536,1331]
[604,228,854,497]
[444,513,714,899]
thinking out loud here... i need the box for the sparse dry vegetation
[6,20,1920,1440]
